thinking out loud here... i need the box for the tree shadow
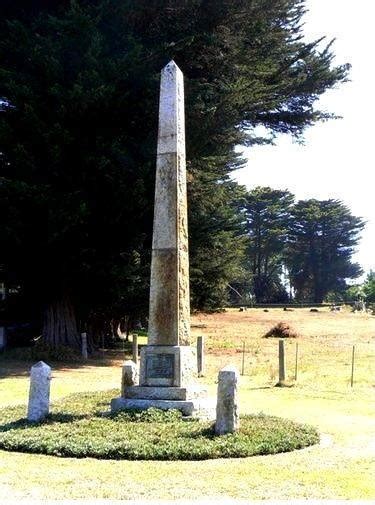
[0,411,91,433]
[0,348,127,378]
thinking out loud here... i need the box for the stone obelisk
[148,60,190,347]
[111,62,210,416]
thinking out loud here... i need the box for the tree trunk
[42,295,81,350]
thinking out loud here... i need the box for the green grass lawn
[0,308,374,499]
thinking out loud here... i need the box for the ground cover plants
[0,390,318,460]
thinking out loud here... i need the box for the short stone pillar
[81,332,88,360]
[197,336,205,377]
[215,365,239,435]
[132,334,138,364]
[27,361,51,422]
[121,360,139,396]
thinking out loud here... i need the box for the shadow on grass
[247,386,273,391]
[0,412,91,432]
[0,348,128,378]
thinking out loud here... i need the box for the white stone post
[215,365,239,435]
[27,361,51,422]
[197,336,205,377]
[121,360,139,396]
[81,332,88,360]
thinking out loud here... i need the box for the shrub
[263,322,299,339]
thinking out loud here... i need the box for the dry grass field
[0,307,374,500]
[191,307,375,390]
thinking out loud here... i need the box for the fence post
[81,332,88,360]
[294,342,299,381]
[132,333,138,364]
[350,345,355,388]
[0,326,6,351]
[197,336,205,377]
[241,341,246,376]
[278,339,286,385]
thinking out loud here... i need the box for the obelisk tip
[162,60,182,74]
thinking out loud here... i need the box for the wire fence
[202,338,375,390]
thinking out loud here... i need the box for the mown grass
[0,308,374,499]
[0,390,318,460]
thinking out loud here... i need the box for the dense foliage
[0,0,349,347]
[0,390,319,459]
[237,190,364,304]
[243,187,294,303]
[362,271,375,303]
[286,199,364,303]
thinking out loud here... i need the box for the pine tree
[286,199,364,302]
[243,187,294,302]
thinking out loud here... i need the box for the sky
[233,0,375,278]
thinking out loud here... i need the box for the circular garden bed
[0,390,319,460]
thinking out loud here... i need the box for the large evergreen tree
[362,271,375,304]
[244,187,293,302]
[286,199,364,302]
[0,0,349,348]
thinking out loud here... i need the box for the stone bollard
[27,361,51,422]
[121,360,139,396]
[81,332,88,360]
[278,339,286,385]
[215,365,239,435]
[132,334,138,364]
[197,336,205,377]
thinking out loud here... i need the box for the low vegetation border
[0,390,319,460]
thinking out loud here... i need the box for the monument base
[111,344,214,418]
[139,345,196,388]
[110,395,216,419]
[122,384,205,400]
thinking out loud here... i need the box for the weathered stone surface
[215,365,239,435]
[148,60,190,347]
[139,345,196,387]
[148,248,178,346]
[111,397,195,416]
[123,384,207,401]
[27,361,51,423]
[111,396,216,419]
[121,360,139,396]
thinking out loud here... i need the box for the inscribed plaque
[146,353,174,379]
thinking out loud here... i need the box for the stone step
[111,397,195,416]
[123,385,207,401]
[111,396,216,419]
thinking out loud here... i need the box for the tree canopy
[0,0,350,348]
[285,199,364,303]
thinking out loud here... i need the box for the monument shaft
[148,61,190,346]
[111,62,212,416]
